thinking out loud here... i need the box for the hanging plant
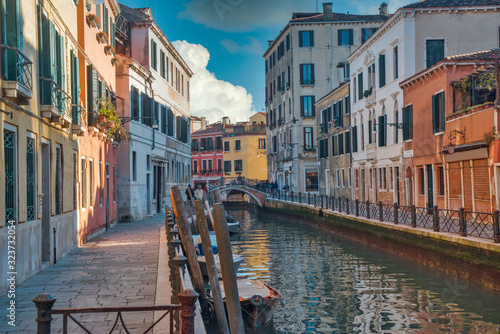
[96,98,130,143]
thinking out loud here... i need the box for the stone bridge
[209,185,266,207]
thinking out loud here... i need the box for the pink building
[191,123,224,187]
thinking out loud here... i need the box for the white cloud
[220,37,264,55]
[172,40,255,124]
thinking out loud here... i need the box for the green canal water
[226,207,500,333]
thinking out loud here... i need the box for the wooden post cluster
[433,205,440,232]
[366,201,370,219]
[494,210,500,243]
[379,201,383,222]
[394,203,399,224]
[411,205,417,228]
[459,207,467,237]
[355,199,359,217]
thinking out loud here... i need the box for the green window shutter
[104,6,108,37]
[96,4,101,29]
[111,21,115,49]
[352,126,358,153]
[432,94,439,133]
[87,65,94,125]
[332,135,337,156]
[440,91,445,132]
[358,72,363,100]
[86,0,91,11]
[409,105,413,139]
[402,106,408,140]
[59,35,65,90]
[49,21,57,81]
[379,54,386,87]
[368,120,372,144]
[346,131,351,154]
[339,134,344,155]
[348,29,353,45]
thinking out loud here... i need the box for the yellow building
[223,113,267,181]
[1,0,81,290]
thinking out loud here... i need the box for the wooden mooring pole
[212,204,245,334]
[194,200,230,334]
[170,186,210,317]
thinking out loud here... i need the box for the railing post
[313,194,317,206]
[338,198,342,213]
[33,293,56,334]
[345,198,349,214]
[459,207,467,237]
[493,210,500,243]
[308,192,310,205]
[394,202,399,224]
[291,191,294,202]
[379,201,383,222]
[433,205,440,232]
[411,205,417,228]
[178,289,200,334]
[332,196,336,211]
[278,190,281,201]
[298,192,302,203]
[321,195,324,208]
[366,200,370,219]
[355,199,359,217]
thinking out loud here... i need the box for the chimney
[222,117,230,126]
[201,117,206,130]
[323,3,333,21]
[379,2,388,15]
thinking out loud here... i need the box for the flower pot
[98,115,107,122]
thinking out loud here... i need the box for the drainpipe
[53,227,57,264]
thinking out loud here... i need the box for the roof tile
[404,0,500,9]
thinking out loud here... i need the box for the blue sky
[119,0,413,123]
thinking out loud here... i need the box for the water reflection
[227,207,500,333]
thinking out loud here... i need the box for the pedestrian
[195,185,204,200]
[185,184,194,200]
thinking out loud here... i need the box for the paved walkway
[0,215,167,333]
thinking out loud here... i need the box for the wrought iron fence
[265,190,500,242]
[1,45,33,90]
[40,77,71,116]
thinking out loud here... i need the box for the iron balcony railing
[40,77,72,117]
[1,44,33,91]
[72,105,84,126]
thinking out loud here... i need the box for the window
[81,158,87,208]
[379,54,386,87]
[361,28,378,43]
[345,95,350,115]
[358,72,363,101]
[300,64,315,85]
[216,137,222,150]
[403,105,413,140]
[382,167,387,190]
[353,77,357,102]
[193,160,198,174]
[303,127,313,151]
[99,161,103,206]
[259,138,266,149]
[338,63,350,83]
[26,137,36,220]
[432,92,445,134]
[4,129,16,222]
[338,29,353,46]
[345,130,351,154]
[235,140,241,151]
[332,135,337,156]
[378,115,387,147]
[208,160,213,172]
[438,166,445,195]
[202,159,207,171]
[393,46,399,79]
[89,159,94,207]
[369,169,373,189]
[235,159,243,172]
[419,167,425,195]
[355,169,359,189]
[224,141,230,152]
[167,108,175,137]
[151,39,157,70]
[342,169,346,188]
[161,106,167,134]
[132,151,137,181]
[217,159,222,173]
[55,145,63,215]
[224,161,231,173]
[305,170,318,191]
[300,96,315,117]
[390,167,394,190]
[286,34,290,50]
[336,169,340,188]
[352,126,358,153]
[160,50,165,78]
[299,30,314,47]
[338,133,344,155]
[426,39,445,69]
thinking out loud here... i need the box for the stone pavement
[0,215,168,333]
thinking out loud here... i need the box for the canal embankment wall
[262,198,500,291]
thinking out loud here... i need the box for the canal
[226,206,500,333]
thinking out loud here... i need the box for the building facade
[191,123,224,187]
[1,0,81,292]
[349,0,500,205]
[400,49,499,212]
[115,5,192,222]
[223,113,267,181]
[317,82,352,198]
[264,2,388,193]
[76,0,120,243]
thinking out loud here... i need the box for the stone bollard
[378,202,383,221]
[313,194,317,206]
[178,289,200,334]
[345,198,349,214]
[459,208,467,237]
[308,193,311,205]
[33,293,56,334]
[411,205,417,228]
[433,205,440,232]
[494,210,500,243]
[355,199,359,217]
[366,200,370,219]
[394,202,399,224]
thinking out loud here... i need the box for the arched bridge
[207,177,269,207]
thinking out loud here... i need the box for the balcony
[366,143,377,160]
[303,145,316,153]
[104,45,115,56]
[40,78,72,127]
[1,45,33,102]
[364,87,376,107]
[86,13,99,28]
[72,105,85,136]
[300,79,315,87]
[97,31,108,44]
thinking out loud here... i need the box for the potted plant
[86,13,99,28]
[96,98,130,143]
[104,45,115,56]
[97,31,108,44]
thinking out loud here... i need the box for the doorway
[146,174,151,215]
[361,169,366,202]
[156,166,162,214]
[41,142,51,262]
[106,164,110,229]
[427,164,434,210]
[325,169,330,196]
[395,167,400,205]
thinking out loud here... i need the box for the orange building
[76,0,120,242]
[400,49,499,212]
